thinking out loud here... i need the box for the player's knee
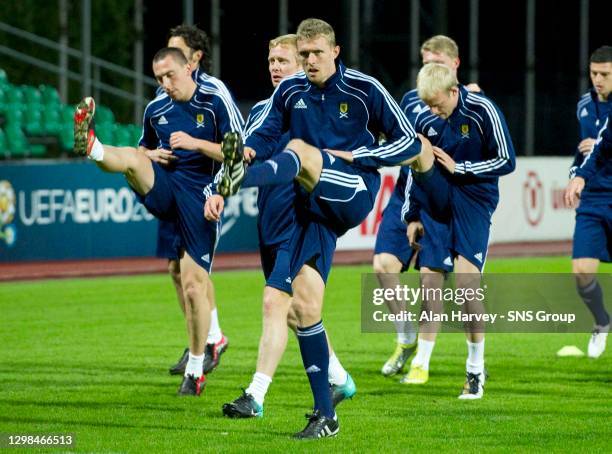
[286,306,298,331]
[167,260,181,284]
[287,139,320,168]
[181,275,207,305]
[291,295,320,323]
[373,254,401,274]
[286,138,306,154]
[420,270,444,289]
[287,139,310,165]
[572,260,591,275]
[262,293,286,320]
[572,261,596,287]
[372,255,385,274]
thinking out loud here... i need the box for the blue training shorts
[416,211,454,272]
[156,219,181,260]
[413,165,492,271]
[134,163,219,273]
[572,201,611,262]
[307,150,379,236]
[374,192,415,272]
[288,215,338,285]
[259,242,293,294]
[375,191,453,272]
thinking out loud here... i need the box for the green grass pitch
[0,257,610,452]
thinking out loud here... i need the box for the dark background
[1,0,610,156]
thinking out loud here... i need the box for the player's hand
[144,148,177,165]
[407,221,424,250]
[465,83,482,93]
[433,146,456,173]
[204,194,225,221]
[564,176,585,208]
[324,149,353,163]
[577,138,596,155]
[170,131,199,151]
[244,146,256,163]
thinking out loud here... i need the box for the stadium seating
[0,69,142,159]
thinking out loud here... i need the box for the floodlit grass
[0,257,610,451]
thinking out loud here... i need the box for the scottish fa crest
[339,102,348,119]
[196,113,205,128]
[460,124,469,138]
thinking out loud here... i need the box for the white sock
[88,137,104,161]
[207,308,222,344]
[185,352,204,378]
[245,372,272,406]
[393,319,417,345]
[328,353,348,385]
[411,339,435,371]
[393,318,404,337]
[466,339,485,375]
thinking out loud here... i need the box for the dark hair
[153,47,188,65]
[168,24,212,73]
[590,45,612,64]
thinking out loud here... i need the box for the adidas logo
[293,98,307,109]
[444,256,453,266]
[427,127,438,137]
[328,154,336,164]
[285,277,292,284]
[474,252,483,263]
[580,108,588,118]
[305,364,321,374]
[201,253,210,263]
[412,104,424,113]
[157,115,168,125]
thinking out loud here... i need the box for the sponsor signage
[0,161,259,262]
[337,157,575,251]
[0,157,576,262]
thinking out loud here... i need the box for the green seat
[29,144,47,157]
[42,104,62,135]
[22,85,42,106]
[39,85,61,105]
[0,70,9,92]
[0,128,8,158]
[5,125,29,157]
[113,124,133,147]
[61,104,75,125]
[96,105,115,125]
[23,109,44,135]
[0,87,6,114]
[6,85,23,105]
[59,125,74,151]
[130,124,142,145]
[5,108,24,126]
[96,123,113,143]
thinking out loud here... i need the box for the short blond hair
[269,34,297,50]
[296,18,336,46]
[417,63,458,101]
[420,35,459,60]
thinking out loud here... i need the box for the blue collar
[590,87,610,104]
[310,60,345,91]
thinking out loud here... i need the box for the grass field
[1,257,610,452]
